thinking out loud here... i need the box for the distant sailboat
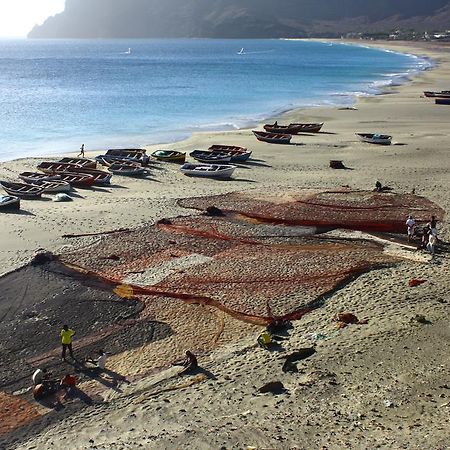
[124,48,132,55]
[237,48,245,55]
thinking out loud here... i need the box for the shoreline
[1,40,450,449]
[0,39,434,163]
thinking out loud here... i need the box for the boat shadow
[1,208,35,216]
[238,160,272,168]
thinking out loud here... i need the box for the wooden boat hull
[19,172,61,183]
[190,151,232,163]
[180,163,236,179]
[105,149,149,165]
[252,130,292,144]
[0,195,20,210]
[264,122,323,134]
[208,145,252,162]
[424,91,450,98]
[57,173,96,187]
[59,158,97,168]
[356,133,392,145]
[65,168,112,185]
[107,164,146,176]
[0,181,44,199]
[435,98,450,105]
[30,180,72,193]
[151,150,186,162]
[38,162,83,174]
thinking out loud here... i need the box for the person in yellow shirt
[60,324,76,360]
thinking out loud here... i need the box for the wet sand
[0,40,449,449]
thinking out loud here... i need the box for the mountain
[28,0,450,39]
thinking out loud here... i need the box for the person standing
[60,325,76,360]
[78,144,85,158]
[430,215,438,237]
[406,215,416,242]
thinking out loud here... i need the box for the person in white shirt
[32,368,46,386]
[86,349,107,370]
[406,215,416,242]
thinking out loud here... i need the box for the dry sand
[1,40,449,449]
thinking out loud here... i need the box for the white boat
[29,180,72,193]
[356,133,392,145]
[107,162,146,176]
[180,163,237,179]
[238,48,245,55]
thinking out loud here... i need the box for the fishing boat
[63,167,113,185]
[19,172,61,183]
[435,98,450,105]
[37,161,83,174]
[424,90,450,98]
[56,172,96,187]
[208,145,252,162]
[151,150,186,163]
[96,155,141,166]
[264,122,323,134]
[107,163,146,176]
[58,157,97,168]
[180,163,237,179]
[105,149,149,165]
[0,194,20,211]
[29,180,72,193]
[356,133,392,145]
[190,150,232,163]
[252,130,292,144]
[0,181,44,199]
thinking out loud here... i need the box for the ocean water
[0,39,431,161]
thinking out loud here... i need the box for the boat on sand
[58,157,97,168]
[264,122,323,134]
[208,145,252,162]
[0,194,20,210]
[356,133,392,145]
[180,163,236,179]
[107,163,146,176]
[19,172,61,183]
[0,181,44,199]
[151,150,186,163]
[252,130,292,144]
[190,150,232,163]
[28,180,71,193]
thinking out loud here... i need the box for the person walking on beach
[406,215,416,242]
[60,324,76,361]
[78,144,85,158]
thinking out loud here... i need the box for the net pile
[178,188,445,233]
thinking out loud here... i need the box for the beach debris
[157,218,172,225]
[409,279,427,287]
[329,160,347,169]
[30,250,55,266]
[303,332,328,341]
[383,399,394,408]
[53,193,72,202]
[62,228,131,238]
[258,381,285,394]
[333,312,368,328]
[282,348,316,373]
[411,314,431,324]
[204,206,225,217]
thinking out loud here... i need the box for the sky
[0,0,65,37]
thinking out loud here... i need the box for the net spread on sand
[0,188,443,442]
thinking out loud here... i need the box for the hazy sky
[0,0,65,37]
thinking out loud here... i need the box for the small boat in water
[19,172,61,183]
[180,163,237,179]
[190,150,232,163]
[208,145,252,162]
[151,150,186,163]
[356,133,392,145]
[0,181,44,199]
[264,122,323,134]
[435,98,450,105]
[59,157,97,168]
[0,194,20,211]
[252,130,292,144]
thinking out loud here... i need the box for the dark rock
[258,381,286,394]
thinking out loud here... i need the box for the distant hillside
[29,0,450,39]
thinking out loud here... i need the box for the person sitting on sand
[173,351,198,375]
[375,180,383,192]
[406,215,416,242]
[86,349,107,371]
[32,368,48,386]
[257,330,273,349]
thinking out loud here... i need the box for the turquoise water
[0,39,431,161]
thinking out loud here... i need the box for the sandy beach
[1,40,449,450]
